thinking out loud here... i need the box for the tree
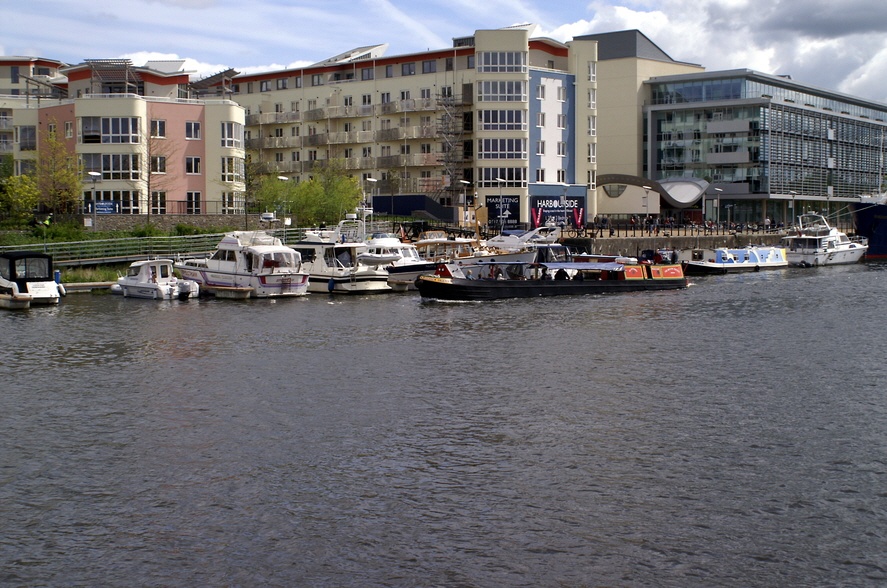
[0,173,40,224]
[35,121,82,214]
[252,159,363,227]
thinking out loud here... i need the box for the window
[221,191,242,215]
[385,65,393,78]
[362,67,374,81]
[343,95,353,107]
[151,119,166,138]
[557,114,567,129]
[478,138,528,160]
[402,62,416,76]
[557,86,567,101]
[308,150,317,161]
[587,142,596,163]
[588,88,596,109]
[221,122,243,148]
[277,78,288,90]
[186,192,201,214]
[275,103,283,113]
[478,80,527,102]
[151,156,166,173]
[557,169,566,183]
[17,126,36,150]
[420,88,432,100]
[102,154,140,180]
[362,120,372,131]
[151,191,166,215]
[65,121,73,139]
[311,74,323,86]
[536,169,545,182]
[422,60,436,74]
[221,157,244,183]
[478,110,527,131]
[362,94,372,105]
[588,115,596,136]
[536,141,545,155]
[477,51,527,73]
[400,90,411,101]
[557,141,567,156]
[362,146,372,157]
[446,57,454,72]
[186,156,201,175]
[421,143,432,154]
[467,55,475,69]
[79,117,140,144]
[260,80,270,92]
[536,85,545,100]
[380,92,391,104]
[186,121,200,140]
[400,144,410,155]
[588,61,596,82]
[292,151,300,161]
[295,77,302,88]
[537,112,545,127]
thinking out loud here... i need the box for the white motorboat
[175,231,309,298]
[780,213,868,267]
[114,259,199,300]
[291,213,391,294]
[362,232,438,289]
[0,251,65,309]
[676,246,788,275]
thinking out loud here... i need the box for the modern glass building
[646,69,887,225]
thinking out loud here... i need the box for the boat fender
[328,277,336,292]
[754,265,760,272]
[58,283,67,297]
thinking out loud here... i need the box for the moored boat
[291,213,391,294]
[852,195,887,260]
[780,213,867,267]
[416,245,687,301]
[114,259,199,300]
[0,251,65,309]
[174,231,309,298]
[676,246,788,275]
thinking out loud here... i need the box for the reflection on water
[2,265,887,586]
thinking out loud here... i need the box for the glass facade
[647,74,887,207]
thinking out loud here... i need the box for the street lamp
[713,187,723,227]
[459,180,470,226]
[365,177,378,213]
[642,184,652,225]
[788,190,797,225]
[277,176,291,242]
[725,204,734,229]
[88,171,101,229]
[495,177,505,234]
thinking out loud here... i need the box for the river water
[2,264,887,587]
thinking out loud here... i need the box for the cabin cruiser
[291,213,391,294]
[114,259,199,300]
[780,213,868,266]
[676,246,788,274]
[362,232,436,289]
[0,251,65,309]
[175,231,309,298]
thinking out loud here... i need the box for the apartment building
[0,57,67,160]
[233,26,598,230]
[5,58,245,217]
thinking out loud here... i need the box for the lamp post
[459,180,470,226]
[725,204,734,229]
[642,184,652,228]
[88,171,101,229]
[365,177,378,214]
[495,177,505,234]
[788,190,797,225]
[714,187,723,227]
[277,176,290,242]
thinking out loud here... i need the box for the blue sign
[95,201,117,214]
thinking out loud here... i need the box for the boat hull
[785,247,867,267]
[852,201,887,260]
[176,265,309,297]
[416,273,688,301]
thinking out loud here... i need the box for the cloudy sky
[4,0,887,104]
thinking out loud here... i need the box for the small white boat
[362,232,437,289]
[114,259,199,300]
[0,251,65,309]
[175,231,309,298]
[780,213,868,267]
[676,246,788,275]
[292,213,391,294]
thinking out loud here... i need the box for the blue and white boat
[677,246,788,275]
